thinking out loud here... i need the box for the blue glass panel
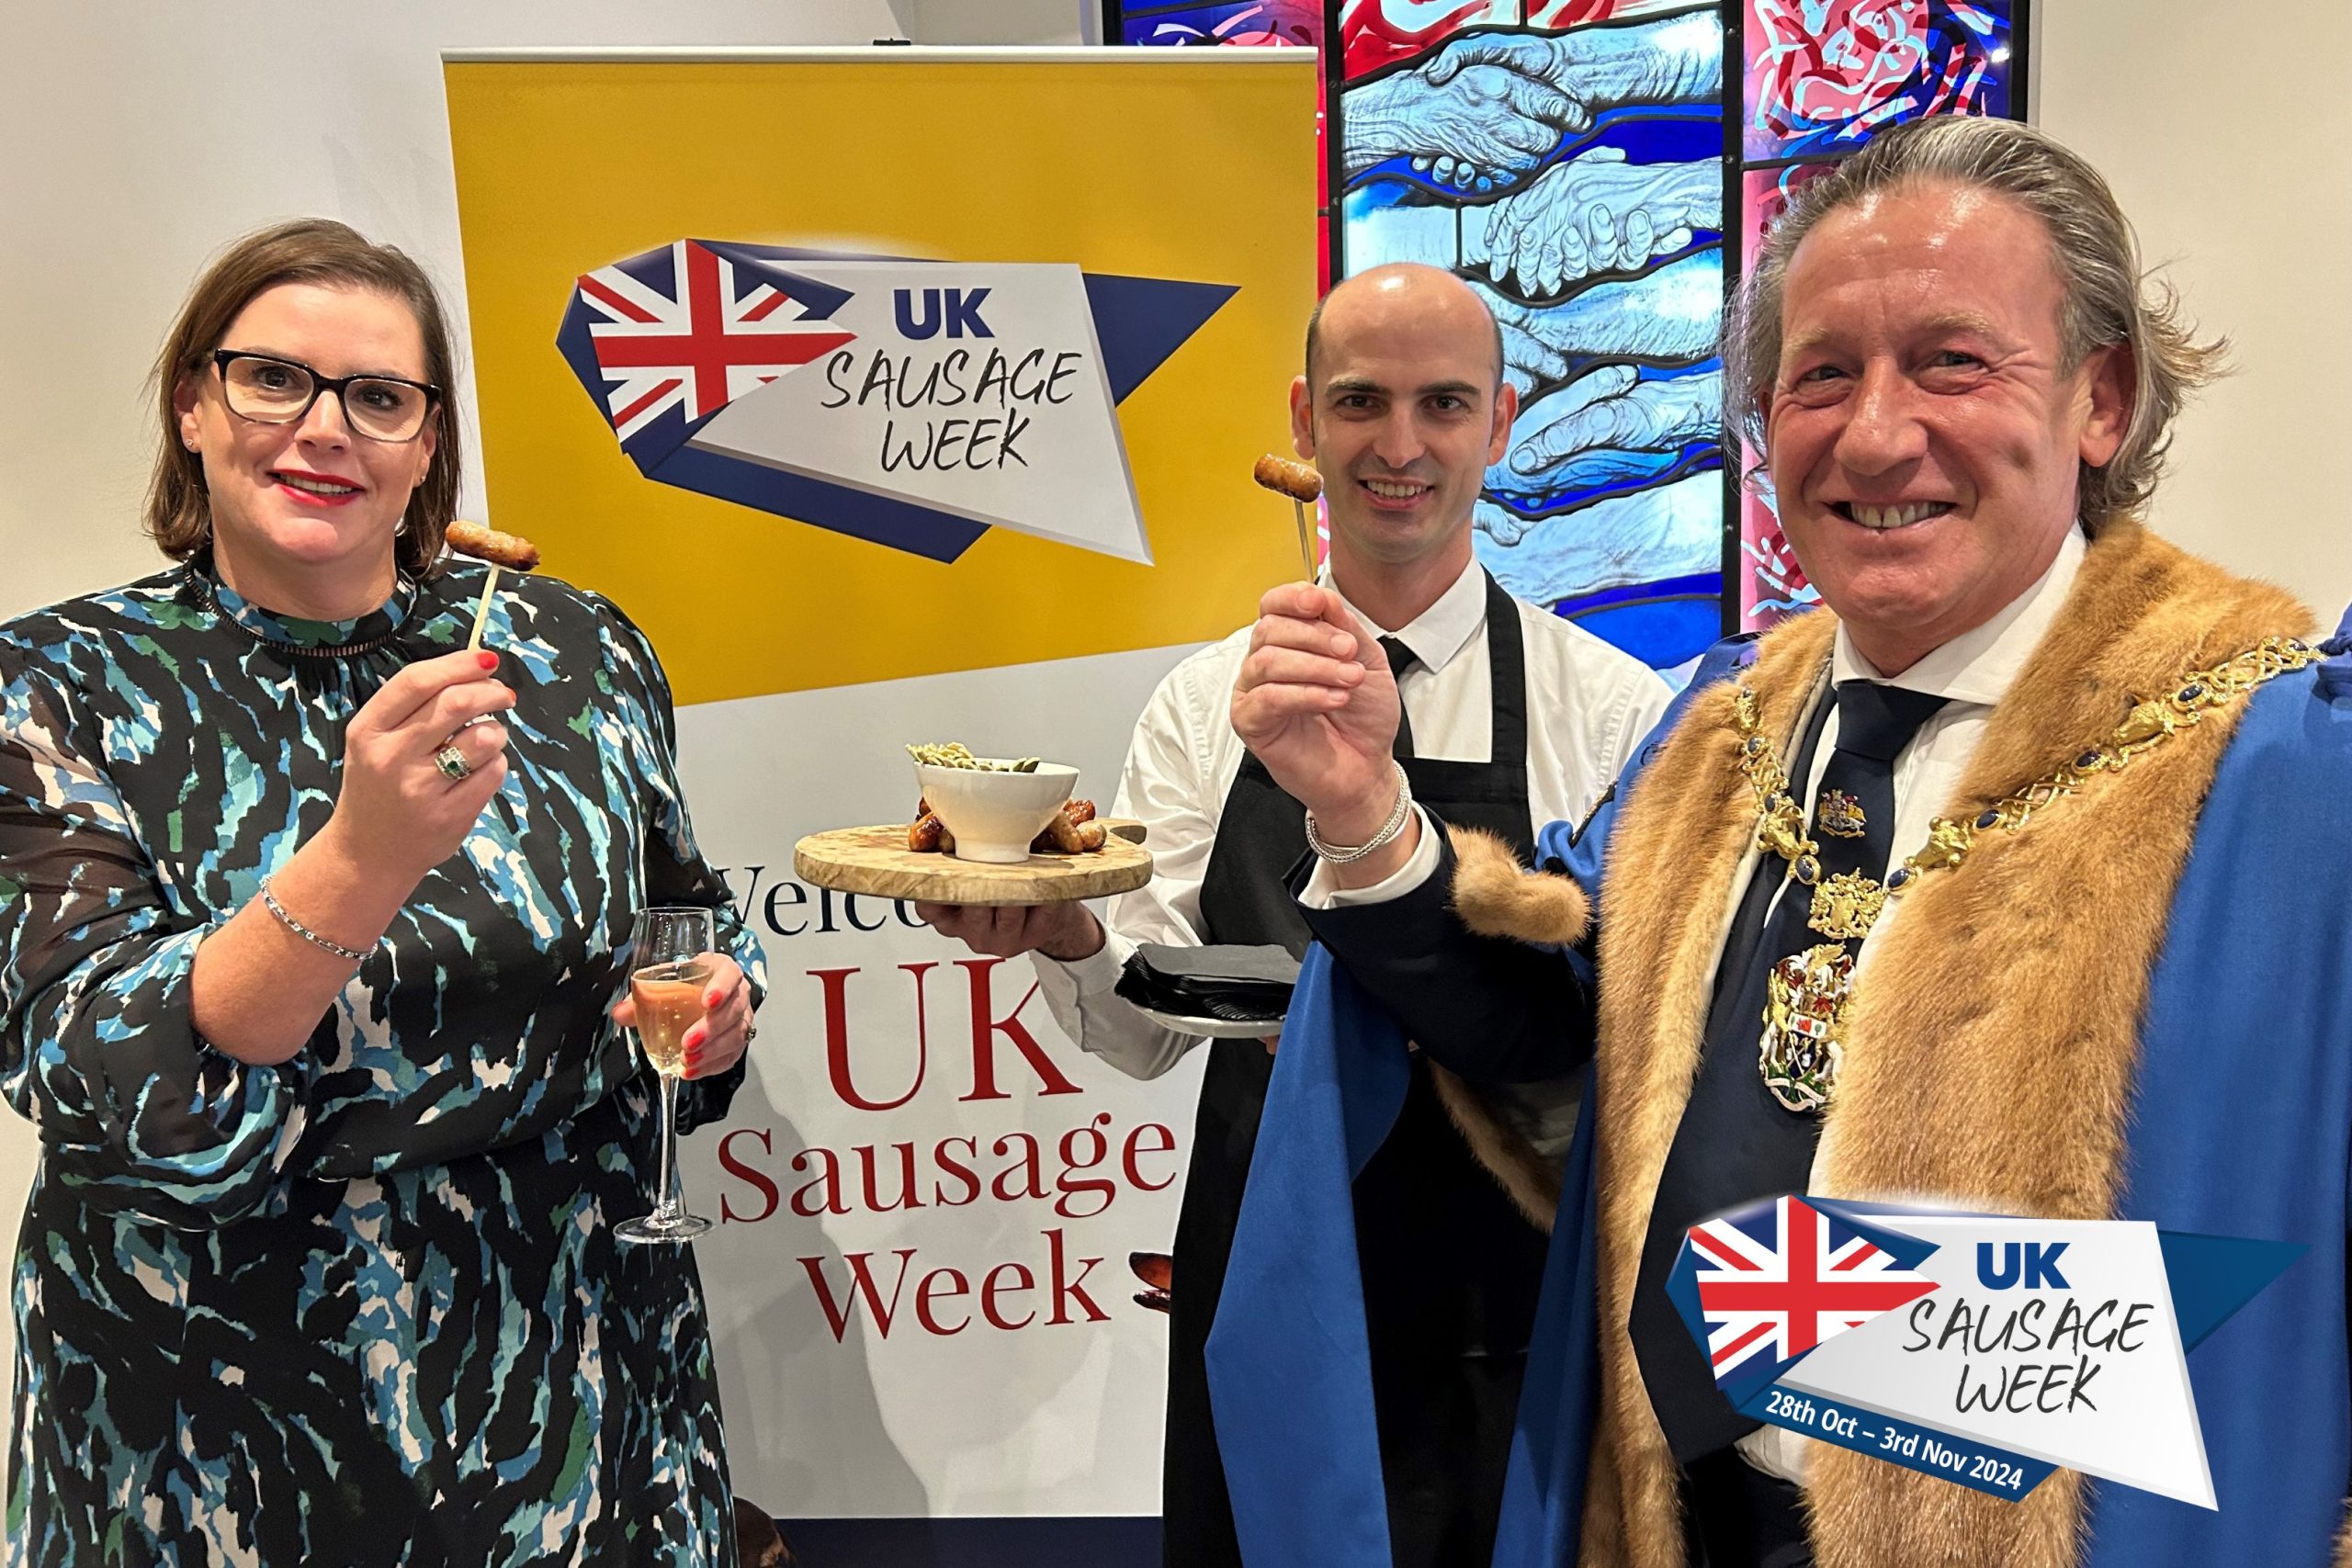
[1339,12,1729,670]
[1554,573,1725,669]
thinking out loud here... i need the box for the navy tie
[1379,636,1419,761]
[1628,680,1950,1462]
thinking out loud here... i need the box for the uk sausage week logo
[557,239,1236,564]
[1672,1195,2301,1507]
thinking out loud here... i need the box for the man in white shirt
[919,262,1669,1568]
[1229,118,2352,1568]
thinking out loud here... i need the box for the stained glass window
[1337,1,1729,669]
[1103,0,2029,663]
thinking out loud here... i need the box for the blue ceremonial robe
[1208,605,2352,1568]
[2072,615,2352,1562]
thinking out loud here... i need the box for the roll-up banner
[445,46,1319,1558]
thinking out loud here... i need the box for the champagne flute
[616,906,717,1245]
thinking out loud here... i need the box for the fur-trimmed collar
[1455,523,2315,1567]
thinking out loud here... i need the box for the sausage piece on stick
[447,520,541,571]
[443,520,542,652]
[1252,455,1322,578]
[1252,455,1322,503]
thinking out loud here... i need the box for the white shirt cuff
[1050,924,1132,991]
[1298,806,1443,909]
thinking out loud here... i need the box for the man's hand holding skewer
[1229,583,1419,886]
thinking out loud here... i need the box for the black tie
[1380,636,1419,761]
[1628,680,1950,1463]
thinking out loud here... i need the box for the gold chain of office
[1728,635,2320,1113]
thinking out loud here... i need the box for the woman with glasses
[0,220,763,1565]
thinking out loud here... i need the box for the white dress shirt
[1731,526,2087,1483]
[1031,554,1675,1080]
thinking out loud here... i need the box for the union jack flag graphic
[573,239,854,442]
[1690,1196,1937,1382]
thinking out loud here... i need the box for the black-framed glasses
[210,350,441,444]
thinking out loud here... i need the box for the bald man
[921,265,1669,1565]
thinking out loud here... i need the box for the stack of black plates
[1114,943,1298,1032]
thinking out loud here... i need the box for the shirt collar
[1328,554,1487,674]
[1832,525,2086,707]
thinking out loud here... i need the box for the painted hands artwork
[1421,13,1722,111]
[1499,364,1721,480]
[1475,250,1723,389]
[1340,3,1729,666]
[1349,154,1718,301]
[1345,53,1593,187]
[1474,472,1721,598]
[1474,150,1719,296]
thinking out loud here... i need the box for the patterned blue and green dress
[0,557,766,1566]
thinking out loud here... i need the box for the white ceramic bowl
[913,760,1078,863]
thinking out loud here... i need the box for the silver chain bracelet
[258,880,373,964]
[1302,762,1415,864]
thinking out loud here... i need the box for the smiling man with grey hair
[1218,114,2352,1568]
[1727,116,2230,536]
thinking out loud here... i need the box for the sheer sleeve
[0,655,308,1227]
[588,597,769,1132]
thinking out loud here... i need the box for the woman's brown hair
[146,219,465,576]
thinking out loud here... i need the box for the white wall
[0,0,2343,1472]
[2036,3,2352,620]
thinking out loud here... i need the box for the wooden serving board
[794,819,1150,906]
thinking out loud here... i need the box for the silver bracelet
[258,880,373,964]
[1302,763,1414,864]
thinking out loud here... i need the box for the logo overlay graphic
[1673,1196,2301,1507]
[557,240,1236,565]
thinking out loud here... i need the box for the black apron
[1164,573,1554,1568]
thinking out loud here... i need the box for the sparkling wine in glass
[616,906,717,1245]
